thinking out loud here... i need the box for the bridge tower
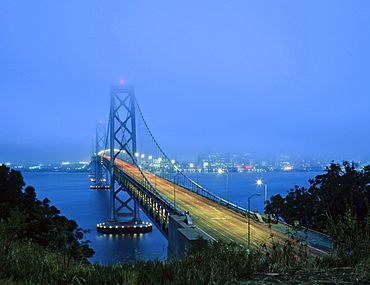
[90,121,109,189]
[97,84,152,233]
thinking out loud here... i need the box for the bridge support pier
[97,174,153,234]
[168,215,208,259]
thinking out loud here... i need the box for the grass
[0,236,321,284]
[1,221,370,284]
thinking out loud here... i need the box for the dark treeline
[0,164,94,264]
[266,161,370,266]
[265,161,370,231]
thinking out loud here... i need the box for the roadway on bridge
[114,159,290,250]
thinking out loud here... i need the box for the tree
[265,161,370,232]
[0,164,94,261]
[0,164,25,205]
[23,186,37,208]
[0,207,29,255]
[265,186,317,228]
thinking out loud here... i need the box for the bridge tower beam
[91,121,109,189]
[108,85,141,224]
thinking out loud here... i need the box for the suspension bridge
[90,84,325,258]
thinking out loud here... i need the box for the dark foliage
[265,161,370,232]
[0,164,25,204]
[0,164,94,262]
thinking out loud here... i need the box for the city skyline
[1,2,370,165]
[6,150,370,174]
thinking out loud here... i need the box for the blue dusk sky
[1,1,370,165]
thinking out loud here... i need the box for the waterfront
[22,170,323,264]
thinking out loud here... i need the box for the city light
[97,149,125,155]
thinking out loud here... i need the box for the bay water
[22,170,323,264]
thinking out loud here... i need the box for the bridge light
[217,169,223,174]
[171,160,175,164]
[141,154,145,158]
[149,156,152,159]
[135,153,139,157]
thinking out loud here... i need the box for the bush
[326,209,370,266]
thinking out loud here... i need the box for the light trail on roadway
[113,158,285,249]
[110,157,325,255]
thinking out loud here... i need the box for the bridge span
[95,155,321,257]
[91,84,326,258]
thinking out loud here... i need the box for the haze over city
[1,1,370,165]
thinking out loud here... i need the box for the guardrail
[100,156,185,216]
[169,170,249,216]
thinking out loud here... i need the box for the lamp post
[257,180,268,205]
[173,170,180,210]
[226,169,229,201]
[148,155,152,170]
[158,157,162,177]
[248,193,261,249]
[218,168,229,201]
[189,163,194,171]
[134,152,139,167]
[141,153,145,169]
[189,163,199,183]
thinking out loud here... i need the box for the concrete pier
[168,215,208,259]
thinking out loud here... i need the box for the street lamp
[158,157,163,177]
[218,168,229,201]
[173,170,180,210]
[248,193,261,249]
[140,153,145,169]
[225,169,229,201]
[257,180,268,205]
[191,163,199,183]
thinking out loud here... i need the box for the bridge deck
[115,160,307,251]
